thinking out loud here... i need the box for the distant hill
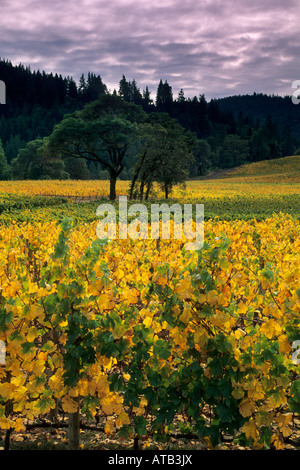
[222,154,300,183]
[215,93,300,137]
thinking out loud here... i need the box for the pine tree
[119,75,132,102]
[177,89,185,103]
[66,77,78,99]
[142,86,153,111]
[130,79,143,106]
[156,80,173,112]
[78,74,87,97]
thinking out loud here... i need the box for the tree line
[0,58,300,192]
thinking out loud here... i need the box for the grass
[222,155,300,182]
[0,156,298,224]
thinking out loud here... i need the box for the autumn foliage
[0,213,299,449]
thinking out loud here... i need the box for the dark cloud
[0,0,299,99]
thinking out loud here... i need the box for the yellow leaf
[255,412,273,428]
[29,304,44,321]
[278,336,291,355]
[271,432,285,450]
[101,395,123,415]
[232,387,244,400]
[0,417,12,430]
[237,301,248,314]
[0,382,15,400]
[260,319,282,339]
[194,330,208,350]
[171,305,181,316]
[234,328,246,340]
[143,316,152,328]
[115,410,130,427]
[87,380,97,396]
[175,279,193,300]
[95,375,110,395]
[104,420,112,435]
[32,358,46,376]
[11,375,26,388]
[275,413,293,437]
[24,402,39,420]
[48,371,64,393]
[206,290,219,306]
[61,396,78,414]
[14,418,26,433]
[239,398,255,417]
[241,417,258,441]
[268,389,287,408]
[170,327,186,348]
[179,303,192,323]
[133,397,147,416]
[245,381,265,401]
[197,293,206,303]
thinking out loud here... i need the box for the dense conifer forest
[0,58,299,181]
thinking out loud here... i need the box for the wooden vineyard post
[68,396,80,450]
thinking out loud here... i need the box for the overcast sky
[1,0,299,100]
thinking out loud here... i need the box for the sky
[1,0,300,100]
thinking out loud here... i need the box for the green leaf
[118,425,133,440]
[109,373,125,392]
[21,341,35,355]
[218,378,232,397]
[134,416,148,436]
[259,426,272,449]
[289,379,300,413]
[148,370,162,387]
[262,264,274,281]
[208,357,223,377]
[153,339,171,360]
[214,333,232,353]
[216,403,232,423]
[37,390,55,412]
[0,309,13,332]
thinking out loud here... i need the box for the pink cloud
[0,0,299,99]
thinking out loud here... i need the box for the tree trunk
[109,175,117,200]
[68,397,80,450]
[4,370,12,450]
[129,172,139,200]
[164,183,169,199]
[5,428,12,451]
[139,180,145,201]
[145,181,151,200]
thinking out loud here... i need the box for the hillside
[222,155,300,183]
[216,93,300,138]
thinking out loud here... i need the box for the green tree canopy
[130,113,195,200]
[191,139,212,176]
[219,134,249,168]
[44,94,145,199]
[11,138,67,180]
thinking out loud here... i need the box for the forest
[0,57,299,184]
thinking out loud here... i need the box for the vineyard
[0,156,300,451]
